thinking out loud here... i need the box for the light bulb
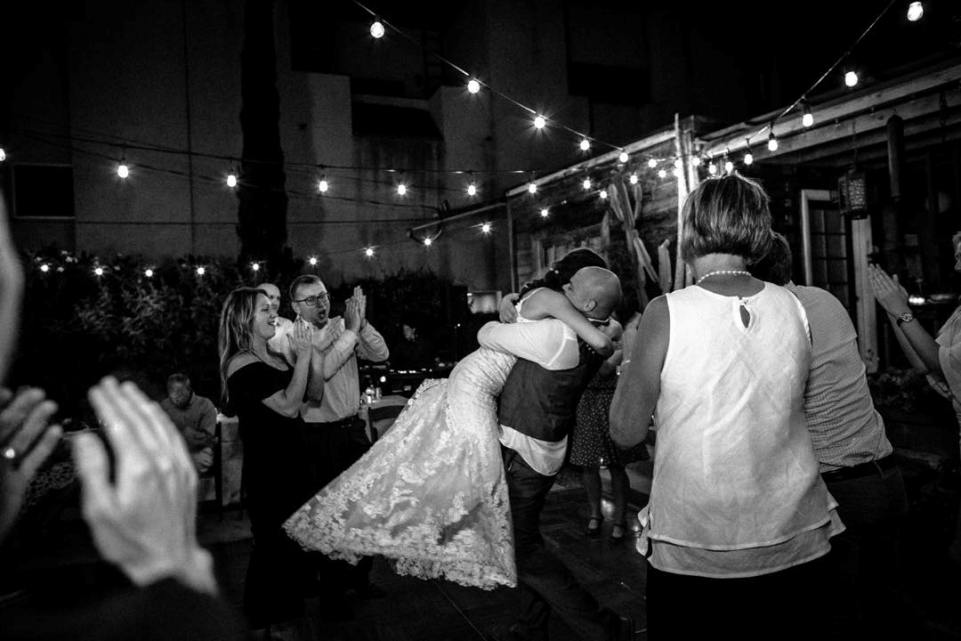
[423,237,432,247]
[533,115,546,129]
[708,161,718,176]
[629,173,638,185]
[466,183,477,197]
[94,267,104,277]
[579,138,591,151]
[768,133,779,152]
[844,70,859,88]
[318,178,329,193]
[396,183,408,196]
[674,158,683,169]
[308,256,318,266]
[481,222,492,234]
[647,158,657,169]
[692,156,702,167]
[226,173,237,188]
[370,20,385,39]
[802,111,814,128]
[599,189,608,200]
[724,160,734,173]
[527,182,538,194]
[657,169,667,179]
[196,266,205,276]
[907,1,923,22]
[540,208,549,218]
[251,262,260,272]
[467,78,481,94]
[40,263,49,273]
[0,148,6,162]
[744,151,754,165]
[117,163,129,179]
[144,268,154,278]
[618,151,629,163]
[364,247,375,257]
[582,177,592,190]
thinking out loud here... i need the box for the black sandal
[586,516,603,538]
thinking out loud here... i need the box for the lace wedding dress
[283,347,518,590]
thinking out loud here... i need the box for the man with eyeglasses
[275,273,389,601]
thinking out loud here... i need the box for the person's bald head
[260,283,282,313]
[565,266,621,320]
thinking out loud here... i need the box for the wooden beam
[699,61,961,159]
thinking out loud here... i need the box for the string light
[370,20,385,39]
[423,237,432,247]
[467,78,481,94]
[802,102,814,128]
[39,263,49,273]
[708,160,718,176]
[196,266,205,276]
[599,189,608,200]
[533,115,547,130]
[466,182,478,197]
[647,158,657,169]
[251,262,260,272]
[93,266,104,277]
[364,247,375,257]
[396,183,408,196]
[226,173,237,188]
[540,207,549,218]
[0,148,6,162]
[318,177,329,193]
[844,70,859,87]
[724,159,734,174]
[618,151,629,163]
[579,138,591,152]
[582,177,592,190]
[657,168,667,179]
[144,268,154,278]
[117,162,130,179]
[308,256,318,266]
[907,1,923,22]
[767,127,779,152]
[743,140,753,166]
[527,182,538,194]
[691,155,702,167]
[629,173,638,185]
[481,222,492,234]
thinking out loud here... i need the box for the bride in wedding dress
[283,249,614,590]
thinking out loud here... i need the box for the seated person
[390,320,435,370]
[158,373,217,474]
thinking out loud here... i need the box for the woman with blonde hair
[218,287,318,634]
[610,174,843,640]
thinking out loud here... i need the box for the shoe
[610,521,628,542]
[586,516,603,538]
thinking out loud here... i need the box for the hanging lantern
[838,167,868,219]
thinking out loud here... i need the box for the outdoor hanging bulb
[364,247,375,258]
[743,140,753,166]
[533,115,547,129]
[692,155,702,167]
[396,183,408,196]
[226,173,238,188]
[423,237,432,247]
[647,158,657,169]
[579,138,591,152]
[629,173,638,185]
[93,266,104,277]
[599,189,608,200]
[767,128,779,152]
[370,20,386,39]
[40,264,49,273]
[467,78,481,94]
[657,168,667,179]
[318,178,329,193]
[481,222,492,234]
[618,151,629,163]
[802,104,814,128]
[196,266,205,276]
[708,160,718,176]
[527,182,538,194]
[540,207,550,218]
[907,1,923,22]
[466,182,477,197]
[724,159,734,174]
[0,148,6,162]
[582,177,592,190]
[251,262,260,272]
[844,70,859,88]
[144,268,154,278]
[117,162,130,179]
[308,256,318,266]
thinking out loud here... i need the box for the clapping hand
[868,265,911,318]
[289,318,314,358]
[344,296,362,333]
[0,387,61,543]
[73,378,216,594]
[353,286,367,330]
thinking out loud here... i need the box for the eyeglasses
[293,292,329,307]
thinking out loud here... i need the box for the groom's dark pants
[502,446,619,641]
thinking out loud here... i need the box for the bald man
[479,267,633,641]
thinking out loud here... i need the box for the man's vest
[497,338,602,442]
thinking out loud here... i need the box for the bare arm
[263,322,314,417]
[870,265,942,376]
[521,288,613,357]
[610,295,669,447]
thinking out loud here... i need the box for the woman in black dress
[218,287,318,632]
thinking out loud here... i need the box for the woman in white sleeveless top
[610,174,844,640]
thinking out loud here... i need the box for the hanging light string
[739,0,900,151]
[348,0,626,154]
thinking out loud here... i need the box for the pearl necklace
[696,269,752,285]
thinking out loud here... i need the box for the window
[13,164,74,219]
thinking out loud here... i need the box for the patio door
[800,189,878,372]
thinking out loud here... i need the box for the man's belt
[821,455,897,483]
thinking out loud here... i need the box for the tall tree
[237,0,287,271]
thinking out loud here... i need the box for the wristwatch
[896,311,915,327]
